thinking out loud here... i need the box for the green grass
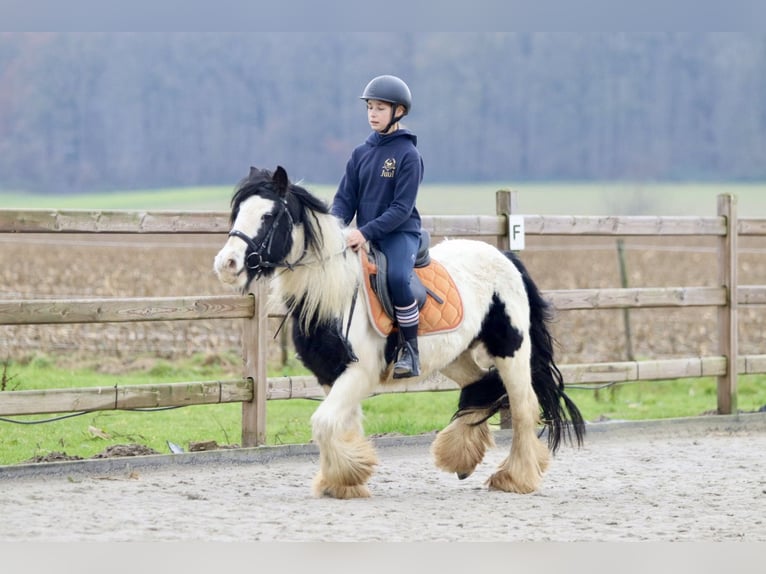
[0,186,237,211]
[567,377,766,421]
[1,354,764,466]
[4,181,766,216]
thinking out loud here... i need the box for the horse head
[213,166,300,291]
[214,165,333,293]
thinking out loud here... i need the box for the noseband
[228,201,306,274]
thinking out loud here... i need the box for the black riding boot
[393,337,420,379]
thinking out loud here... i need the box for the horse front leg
[310,365,379,499]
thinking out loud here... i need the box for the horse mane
[233,167,358,330]
[230,166,331,257]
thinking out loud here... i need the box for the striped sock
[395,301,419,330]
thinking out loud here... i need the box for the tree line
[0,32,764,194]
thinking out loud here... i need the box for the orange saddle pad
[359,250,463,338]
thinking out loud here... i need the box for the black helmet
[359,75,412,114]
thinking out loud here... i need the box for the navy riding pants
[373,231,420,307]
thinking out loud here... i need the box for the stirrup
[393,341,420,379]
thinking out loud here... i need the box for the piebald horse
[214,166,585,499]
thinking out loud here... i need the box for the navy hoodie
[331,129,423,242]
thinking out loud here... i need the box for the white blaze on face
[213,195,275,290]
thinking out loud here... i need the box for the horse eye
[262,213,274,222]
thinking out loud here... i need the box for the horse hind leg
[431,368,502,480]
[487,346,551,494]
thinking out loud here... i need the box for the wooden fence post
[496,189,518,430]
[717,193,738,414]
[495,190,516,251]
[241,281,269,446]
[616,239,635,362]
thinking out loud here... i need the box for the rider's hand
[346,229,366,251]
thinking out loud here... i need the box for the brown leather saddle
[359,230,464,338]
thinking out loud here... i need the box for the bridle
[228,200,308,274]
[227,195,359,344]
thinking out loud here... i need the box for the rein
[271,280,359,343]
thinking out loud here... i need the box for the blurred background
[0,32,764,212]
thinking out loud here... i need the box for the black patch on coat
[476,293,524,358]
[457,369,507,410]
[290,299,357,387]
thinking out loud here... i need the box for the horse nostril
[226,258,237,270]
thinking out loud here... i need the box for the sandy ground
[0,414,764,542]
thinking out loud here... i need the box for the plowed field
[3,234,766,371]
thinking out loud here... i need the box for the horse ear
[273,165,289,196]
[249,166,260,178]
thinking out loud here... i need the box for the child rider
[331,74,424,379]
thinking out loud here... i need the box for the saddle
[359,230,463,338]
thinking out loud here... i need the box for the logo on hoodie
[381,158,396,178]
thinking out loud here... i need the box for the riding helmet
[359,75,412,114]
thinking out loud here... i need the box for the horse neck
[275,213,358,328]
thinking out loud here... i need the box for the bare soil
[24,443,161,463]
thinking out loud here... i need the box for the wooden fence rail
[0,295,254,324]
[0,192,763,446]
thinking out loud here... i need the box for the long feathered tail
[505,251,586,453]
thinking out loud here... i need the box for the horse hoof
[486,469,539,494]
[312,471,372,499]
[457,472,471,480]
[314,481,371,499]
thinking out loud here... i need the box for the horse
[214,165,585,499]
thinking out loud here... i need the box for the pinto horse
[214,166,585,499]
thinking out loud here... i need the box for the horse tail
[505,251,586,453]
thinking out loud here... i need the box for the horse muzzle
[213,244,248,288]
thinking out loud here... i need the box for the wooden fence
[0,192,763,447]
